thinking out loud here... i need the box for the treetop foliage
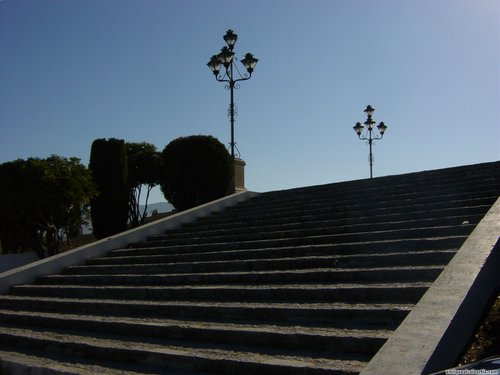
[160,135,233,211]
[0,155,97,258]
[0,134,236,257]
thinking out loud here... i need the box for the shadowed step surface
[0,161,499,374]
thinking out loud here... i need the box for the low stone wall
[0,190,259,294]
[0,252,38,273]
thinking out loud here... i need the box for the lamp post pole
[353,105,388,179]
[207,30,258,159]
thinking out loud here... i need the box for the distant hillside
[141,201,174,216]
[82,201,174,235]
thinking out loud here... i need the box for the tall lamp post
[207,29,258,159]
[353,105,388,179]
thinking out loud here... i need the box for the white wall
[0,252,38,273]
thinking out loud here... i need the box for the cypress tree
[89,138,129,239]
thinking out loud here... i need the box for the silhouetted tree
[126,142,162,227]
[0,156,97,258]
[160,135,233,211]
[89,138,129,239]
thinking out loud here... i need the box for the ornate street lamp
[353,105,388,179]
[207,29,258,158]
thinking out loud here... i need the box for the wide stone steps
[63,256,453,277]
[176,204,494,235]
[124,227,471,256]
[190,196,497,228]
[0,349,164,375]
[86,249,456,269]
[222,184,499,211]
[245,169,500,203]
[248,180,498,203]
[110,237,466,263]
[0,310,390,356]
[0,326,367,374]
[231,170,495,198]
[220,173,499,198]
[158,214,485,242]
[38,265,445,287]
[137,225,474,249]
[9,282,431,304]
[1,161,498,374]
[0,296,411,329]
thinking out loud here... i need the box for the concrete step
[128,226,473,254]
[0,310,390,357]
[0,295,411,329]
[90,249,455,269]
[39,265,445,287]
[190,207,493,239]
[220,187,500,217]
[64,252,451,277]
[140,224,474,249]
[240,166,500,207]
[198,191,498,221]
[0,325,367,374]
[108,236,466,263]
[231,167,499,197]
[158,214,485,242]
[10,282,431,304]
[0,348,165,375]
[169,205,492,235]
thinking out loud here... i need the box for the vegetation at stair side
[89,138,129,239]
[160,135,233,211]
[0,135,233,257]
[89,139,162,235]
[126,142,162,227]
[459,289,500,365]
[0,156,97,258]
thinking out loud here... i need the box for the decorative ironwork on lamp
[353,105,388,179]
[207,29,258,159]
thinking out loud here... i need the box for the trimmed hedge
[160,135,233,211]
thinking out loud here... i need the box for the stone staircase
[0,161,499,374]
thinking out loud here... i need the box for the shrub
[0,156,97,257]
[160,135,233,211]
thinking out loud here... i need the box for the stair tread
[0,310,393,339]
[152,219,480,240]
[84,248,462,267]
[0,325,367,373]
[169,212,480,229]
[46,265,443,279]
[117,235,468,255]
[185,198,496,225]
[66,256,446,276]
[0,294,414,310]
[18,282,432,290]
[171,208,490,234]
[38,264,445,286]
[91,249,457,265]
[0,348,164,375]
[137,224,474,247]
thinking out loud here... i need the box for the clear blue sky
[1,0,499,203]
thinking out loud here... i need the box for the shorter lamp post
[207,29,258,159]
[353,105,387,179]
